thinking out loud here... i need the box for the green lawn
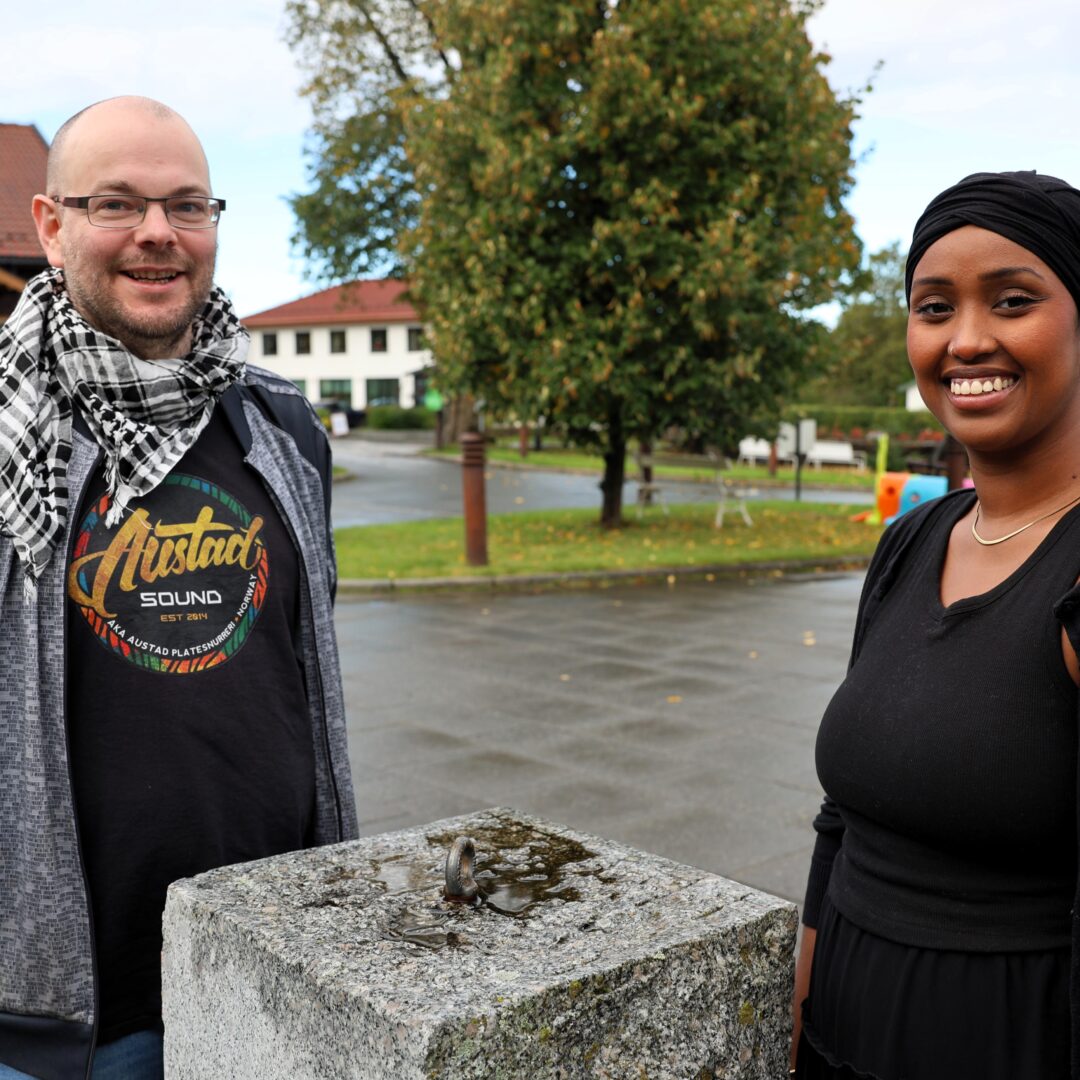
[335,501,882,581]
[425,444,874,490]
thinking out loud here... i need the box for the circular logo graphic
[68,474,269,674]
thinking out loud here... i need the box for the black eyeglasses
[55,194,226,230]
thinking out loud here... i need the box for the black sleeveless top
[804,491,1080,1079]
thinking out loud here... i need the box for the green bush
[781,404,945,443]
[366,405,437,430]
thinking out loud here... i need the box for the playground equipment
[853,433,958,526]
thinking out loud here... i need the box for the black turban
[905,170,1080,311]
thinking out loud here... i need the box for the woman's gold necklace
[971,492,1080,546]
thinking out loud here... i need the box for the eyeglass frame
[53,194,227,230]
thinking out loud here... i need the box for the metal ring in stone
[444,836,480,904]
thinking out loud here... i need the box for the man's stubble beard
[62,242,217,360]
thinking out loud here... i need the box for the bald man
[0,98,357,1080]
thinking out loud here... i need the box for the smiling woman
[792,171,1080,1080]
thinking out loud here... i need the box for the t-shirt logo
[68,475,269,674]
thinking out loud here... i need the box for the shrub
[781,404,945,443]
[367,405,437,430]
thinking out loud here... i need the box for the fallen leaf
[559,673,572,682]
[514,496,525,504]
[666,695,683,704]
[748,650,759,660]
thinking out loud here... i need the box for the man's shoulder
[229,365,326,440]
[236,364,312,404]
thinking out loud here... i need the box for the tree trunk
[443,394,475,443]
[600,407,626,529]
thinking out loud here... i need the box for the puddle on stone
[374,820,606,949]
[384,906,460,951]
[370,854,441,896]
[428,821,596,917]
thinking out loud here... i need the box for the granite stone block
[162,807,795,1079]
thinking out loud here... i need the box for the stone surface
[163,808,795,1079]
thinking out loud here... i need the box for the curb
[335,554,873,597]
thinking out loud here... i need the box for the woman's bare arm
[790,926,817,1071]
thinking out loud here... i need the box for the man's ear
[32,194,65,268]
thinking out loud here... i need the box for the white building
[902,380,928,412]
[242,281,432,411]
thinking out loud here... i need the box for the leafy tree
[807,242,912,407]
[288,0,864,526]
[285,0,452,277]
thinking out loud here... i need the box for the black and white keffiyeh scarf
[0,267,248,600]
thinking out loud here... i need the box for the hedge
[366,405,437,430]
[780,404,945,443]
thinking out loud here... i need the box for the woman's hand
[790,925,817,1072]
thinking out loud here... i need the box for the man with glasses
[0,97,358,1080]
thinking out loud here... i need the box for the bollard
[461,432,488,566]
[162,808,797,1079]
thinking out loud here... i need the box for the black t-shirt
[66,405,316,1043]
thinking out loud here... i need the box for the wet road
[328,436,873,528]
[336,570,862,908]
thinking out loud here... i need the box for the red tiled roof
[242,280,421,328]
[0,124,48,260]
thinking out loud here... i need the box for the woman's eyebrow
[912,266,1047,289]
[978,265,1046,282]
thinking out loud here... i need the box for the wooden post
[519,423,529,459]
[461,432,489,566]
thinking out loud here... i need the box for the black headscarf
[905,171,1080,310]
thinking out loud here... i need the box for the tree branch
[355,0,415,90]
[404,0,454,77]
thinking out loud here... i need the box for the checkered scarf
[0,267,247,600]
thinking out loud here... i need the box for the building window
[407,327,425,351]
[262,332,278,356]
[330,329,346,353]
[366,378,400,407]
[292,379,307,396]
[371,328,387,353]
[296,331,311,355]
[319,379,352,405]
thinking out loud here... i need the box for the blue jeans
[0,1029,164,1080]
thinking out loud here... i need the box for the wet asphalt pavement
[329,435,869,908]
[335,570,862,909]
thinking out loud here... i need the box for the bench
[737,438,791,466]
[738,437,865,470]
[805,440,867,470]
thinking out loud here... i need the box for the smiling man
[0,97,357,1080]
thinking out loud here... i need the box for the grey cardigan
[0,368,359,1080]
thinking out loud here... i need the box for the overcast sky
[3,0,1078,317]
